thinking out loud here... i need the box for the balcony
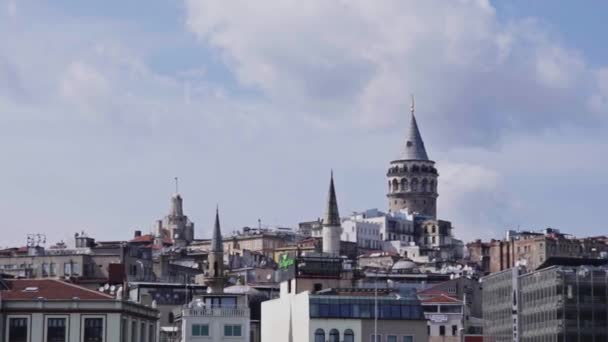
[183,307,250,317]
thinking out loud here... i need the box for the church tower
[322,171,342,255]
[387,97,438,218]
[206,207,225,293]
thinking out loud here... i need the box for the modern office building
[482,259,608,342]
[261,282,428,342]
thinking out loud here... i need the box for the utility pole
[374,269,378,342]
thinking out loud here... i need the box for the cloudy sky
[1,0,607,247]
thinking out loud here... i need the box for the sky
[1,0,607,248]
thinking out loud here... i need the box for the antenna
[174,177,179,194]
[410,94,415,115]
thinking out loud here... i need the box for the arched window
[422,179,429,192]
[168,312,174,324]
[213,261,218,276]
[430,180,436,192]
[388,180,392,192]
[400,178,408,192]
[344,329,354,342]
[329,329,339,342]
[314,329,325,342]
[411,178,419,192]
[412,165,419,172]
[392,179,399,192]
[402,165,408,172]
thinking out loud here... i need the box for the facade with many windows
[0,278,159,342]
[262,280,428,342]
[176,294,250,342]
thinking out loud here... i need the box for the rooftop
[0,279,114,300]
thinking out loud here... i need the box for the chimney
[134,230,142,238]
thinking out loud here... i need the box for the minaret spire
[211,205,223,252]
[322,171,342,255]
[324,171,340,227]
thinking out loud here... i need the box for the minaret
[322,171,342,255]
[206,206,225,293]
[386,96,439,217]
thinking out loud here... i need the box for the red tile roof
[421,293,461,304]
[1,279,114,300]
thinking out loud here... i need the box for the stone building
[467,229,608,274]
[154,191,195,247]
[0,278,159,342]
[387,99,438,218]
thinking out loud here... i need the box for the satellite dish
[110,285,116,292]
[104,284,110,290]
[266,274,272,280]
[99,287,104,292]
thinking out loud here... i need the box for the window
[224,325,242,337]
[371,334,381,342]
[63,262,72,276]
[8,317,28,342]
[329,329,339,342]
[131,321,137,342]
[47,318,67,342]
[388,335,398,342]
[192,324,209,336]
[50,263,56,276]
[452,325,458,336]
[149,324,155,342]
[140,322,146,342]
[72,263,81,276]
[403,336,414,342]
[439,325,445,336]
[83,318,104,342]
[315,329,325,342]
[42,263,49,277]
[121,318,127,342]
[344,329,354,342]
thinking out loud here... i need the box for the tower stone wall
[387,160,438,217]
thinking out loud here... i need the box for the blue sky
[1,0,607,247]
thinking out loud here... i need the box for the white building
[0,278,159,342]
[419,292,464,342]
[261,279,428,342]
[342,209,416,248]
[177,294,250,342]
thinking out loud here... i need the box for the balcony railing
[183,307,250,317]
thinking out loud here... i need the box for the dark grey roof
[323,171,340,227]
[211,207,223,252]
[401,113,429,161]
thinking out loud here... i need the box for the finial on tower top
[174,177,179,194]
[410,94,415,115]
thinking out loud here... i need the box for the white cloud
[184,0,608,146]
[438,161,520,241]
[61,61,110,116]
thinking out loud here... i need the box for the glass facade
[309,296,424,320]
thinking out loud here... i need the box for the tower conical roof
[211,207,223,252]
[323,171,340,227]
[401,103,429,160]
